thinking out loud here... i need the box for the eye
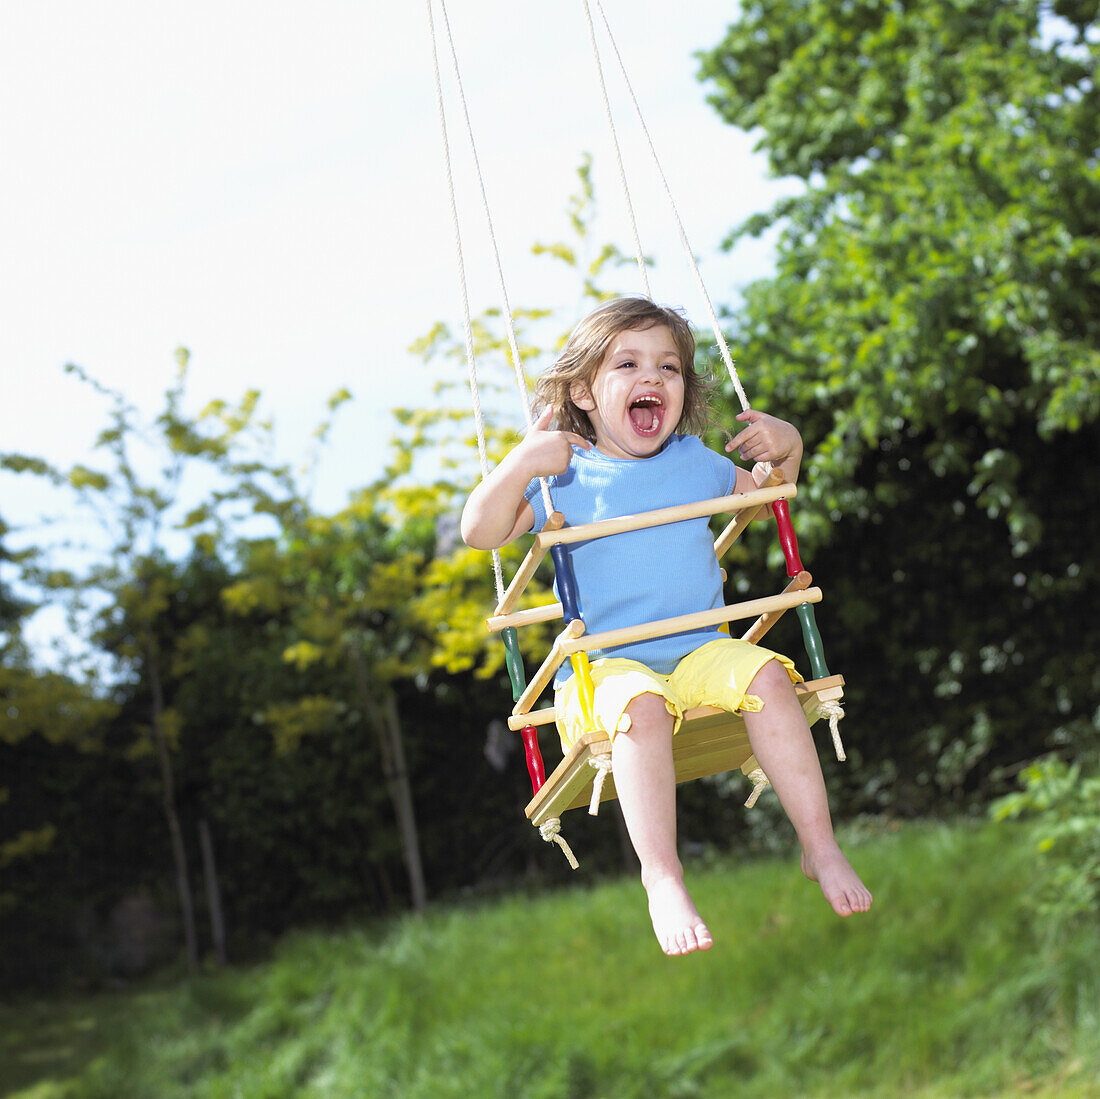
[617,359,636,369]
[662,363,681,373]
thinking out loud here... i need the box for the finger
[735,408,762,423]
[728,425,752,450]
[565,432,593,449]
[532,405,555,431]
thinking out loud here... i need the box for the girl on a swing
[462,296,872,956]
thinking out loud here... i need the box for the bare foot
[645,876,714,955]
[801,844,873,917]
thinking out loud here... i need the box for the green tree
[1,351,295,969]
[697,0,1100,806]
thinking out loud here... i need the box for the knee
[748,658,795,701]
[623,692,674,735]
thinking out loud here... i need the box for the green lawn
[3,819,1098,1098]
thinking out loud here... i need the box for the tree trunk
[147,643,200,970]
[198,818,228,966]
[353,655,427,912]
[381,692,427,912]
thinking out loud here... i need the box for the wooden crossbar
[712,466,787,558]
[493,512,564,618]
[534,484,796,549]
[559,588,822,656]
[487,601,563,633]
[740,571,813,644]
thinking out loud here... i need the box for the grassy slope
[3,820,1098,1098]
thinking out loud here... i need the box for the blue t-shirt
[524,434,740,684]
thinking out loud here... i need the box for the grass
[2,818,1099,1098]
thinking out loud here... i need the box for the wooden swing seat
[525,674,845,827]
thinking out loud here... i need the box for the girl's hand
[518,405,592,478]
[725,408,802,465]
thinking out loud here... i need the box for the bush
[991,756,1100,927]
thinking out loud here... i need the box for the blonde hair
[534,297,713,441]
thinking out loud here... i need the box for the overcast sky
[0,1,803,515]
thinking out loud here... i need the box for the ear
[570,380,596,412]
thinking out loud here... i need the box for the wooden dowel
[713,468,787,559]
[493,512,564,617]
[561,588,822,655]
[512,618,585,717]
[487,602,564,632]
[740,571,813,644]
[535,485,796,548]
[508,707,558,731]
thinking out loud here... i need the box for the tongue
[630,405,658,433]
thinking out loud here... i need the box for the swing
[426,0,847,868]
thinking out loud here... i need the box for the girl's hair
[534,297,713,441]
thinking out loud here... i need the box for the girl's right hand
[520,406,592,477]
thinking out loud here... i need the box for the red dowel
[520,725,546,795]
[770,499,805,577]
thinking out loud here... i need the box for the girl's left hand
[725,408,803,464]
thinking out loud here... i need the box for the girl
[462,297,872,956]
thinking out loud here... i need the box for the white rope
[587,754,613,815]
[819,699,847,762]
[580,0,650,298]
[431,0,555,521]
[426,0,508,603]
[589,0,752,414]
[539,817,580,869]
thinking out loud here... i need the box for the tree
[696,0,1100,806]
[1,351,295,969]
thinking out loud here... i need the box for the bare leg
[742,660,873,917]
[611,693,714,955]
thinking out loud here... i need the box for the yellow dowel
[512,618,586,718]
[570,652,597,731]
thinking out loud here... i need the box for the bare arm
[460,406,592,550]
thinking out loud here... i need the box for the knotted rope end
[744,767,770,809]
[819,699,846,762]
[539,817,580,869]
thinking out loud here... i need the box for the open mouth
[629,394,664,436]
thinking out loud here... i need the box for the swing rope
[428,0,573,863]
[579,0,650,298]
[584,0,752,414]
[426,0,554,557]
[428,0,844,857]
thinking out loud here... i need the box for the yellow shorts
[554,637,802,751]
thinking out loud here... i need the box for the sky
[0,1,797,655]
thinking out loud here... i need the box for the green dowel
[501,626,527,702]
[795,602,830,679]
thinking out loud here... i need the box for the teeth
[632,395,662,406]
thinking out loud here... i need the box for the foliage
[696,0,1100,807]
[3,821,1099,1098]
[991,756,1100,928]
